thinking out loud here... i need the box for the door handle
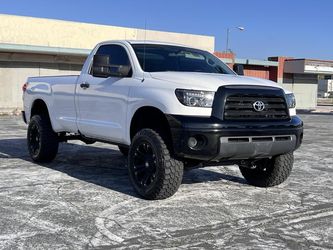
[80,82,90,89]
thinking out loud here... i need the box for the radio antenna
[142,19,147,82]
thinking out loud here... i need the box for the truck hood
[150,72,283,92]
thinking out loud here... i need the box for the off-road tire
[27,115,59,163]
[239,152,294,187]
[118,146,129,156]
[128,129,184,200]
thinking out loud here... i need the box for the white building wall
[0,14,215,52]
[282,83,317,110]
[0,61,81,113]
[0,14,215,113]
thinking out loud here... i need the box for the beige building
[0,14,215,113]
[0,14,325,113]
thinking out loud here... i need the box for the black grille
[224,94,289,120]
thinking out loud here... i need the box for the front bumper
[167,115,303,162]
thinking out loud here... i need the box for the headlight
[175,89,215,108]
[286,93,296,108]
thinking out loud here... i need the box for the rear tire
[128,129,184,200]
[27,115,59,163]
[239,152,294,187]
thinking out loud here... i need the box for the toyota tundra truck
[22,40,303,199]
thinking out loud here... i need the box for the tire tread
[129,129,183,200]
[239,153,294,187]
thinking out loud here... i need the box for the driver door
[76,44,132,143]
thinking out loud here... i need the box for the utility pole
[225,26,245,52]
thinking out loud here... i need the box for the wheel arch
[30,99,50,118]
[129,106,173,150]
[29,98,56,131]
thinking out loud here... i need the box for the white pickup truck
[22,40,303,199]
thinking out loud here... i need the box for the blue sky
[1,0,332,60]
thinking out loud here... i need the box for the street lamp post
[226,26,245,52]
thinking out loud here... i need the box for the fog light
[188,137,198,149]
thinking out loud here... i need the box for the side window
[95,44,131,66]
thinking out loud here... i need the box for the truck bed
[25,75,80,132]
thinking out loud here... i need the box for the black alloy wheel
[28,122,41,158]
[132,141,158,189]
[27,115,59,163]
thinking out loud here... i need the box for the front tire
[27,115,59,163]
[239,153,294,187]
[128,129,184,200]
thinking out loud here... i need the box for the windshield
[131,44,234,75]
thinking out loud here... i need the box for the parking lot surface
[0,114,332,249]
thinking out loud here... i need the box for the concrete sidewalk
[315,105,333,113]
[298,105,333,114]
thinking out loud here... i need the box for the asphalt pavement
[0,114,332,249]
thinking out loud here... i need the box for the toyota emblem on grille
[253,101,265,112]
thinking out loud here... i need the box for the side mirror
[117,65,131,77]
[92,55,111,78]
[92,54,131,78]
[233,64,244,75]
